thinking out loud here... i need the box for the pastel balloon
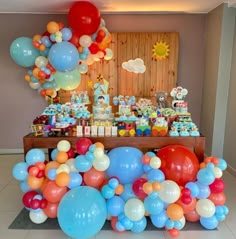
[93,155,110,171]
[10,37,40,67]
[29,209,48,224]
[26,148,46,165]
[12,162,29,181]
[158,180,181,204]
[79,35,92,47]
[48,41,79,72]
[124,198,145,221]
[57,140,71,152]
[196,199,216,218]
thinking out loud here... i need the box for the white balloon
[124,198,145,221]
[150,156,161,169]
[159,180,181,204]
[94,147,104,159]
[29,82,40,90]
[213,167,223,178]
[93,155,110,171]
[79,35,92,48]
[57,140,71,152]
[56,164,70,174]
[35,56,48,68]
[29,209,48,224]
[65,158,78,172]
[196,199,216,217]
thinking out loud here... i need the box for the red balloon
[185,209,200,222]
[208,192,226,205]
[157,145,200,186]
[209,178,225,193]
[68,1,101,35]
[67,148,75,158]
[22,191,38,208]
[89,42,99,54]
[132,177,148,199]
[69,31,81,48]
[75,138,93,155]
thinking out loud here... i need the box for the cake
[92,75,113,120]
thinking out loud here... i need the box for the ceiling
[0,0,236,14]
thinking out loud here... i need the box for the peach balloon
[55,172,70,187]
[166,203,184,221]
[56,151,68,164]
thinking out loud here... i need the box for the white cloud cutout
[122,58,146,73]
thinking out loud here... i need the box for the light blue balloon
[10,37,40,67]
[119,214,133,230]
[12,162,29,181]
[150,210,168,228]
[50,148,59,160]
[67,172,83,189]
[147,169,165,182]
[218,158,227,171]
[200,215,219,229]
[58,186,107,239]
[101,184,115,199]
[48,41,79,72]
[106,196,125,216]
[20,180,31,192]
[107,147,144,184]
[61,28,72,41]
[74,155,92,172]
[131,216,147,233]
[144,196,164,215]
[196,181,210,199]
[120,184,136,201]
[185,182,200,197]
[47,168,57,180]
[25,149,45,165]
[197,168,215,185]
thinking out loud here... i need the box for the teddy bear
[155,91,169,109]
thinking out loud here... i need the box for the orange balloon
[55,172,70,187]
[43,201,59,218]
[95,142,104,150]
[115,184,124,195]
[24,74,31,82]
[27,175,44,189]
[39,44,46,52]
[83,167,105,187]
[32,67,40,79]
[47,21,59,34]
[176,197,197,214]
[185,209,200,222]
[168,228,180,237]
[143,182,153,194]
[166,203,184,221]
[56,151,68,164]
[208,192,226,205]
[152,182,161,191]
[33,34,42,42]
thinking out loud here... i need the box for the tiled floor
[1,154,236,239]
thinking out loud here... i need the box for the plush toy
[155,91,169,108]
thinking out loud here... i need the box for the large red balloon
[157,145,199,186]
[68,1,101,35]
[75,138,93,155]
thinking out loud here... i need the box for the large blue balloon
[10,37,40,67]
[48,41,79,72]
[25,148,45,165]
[107,147,144,184]
[12,162,29,181]
[58,186,107,239]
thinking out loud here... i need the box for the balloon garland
[9,1,113,100]
[12,141,229,238]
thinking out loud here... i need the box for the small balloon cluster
[9,1,113,99]
[12,142,229,238]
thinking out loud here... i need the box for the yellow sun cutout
[152,41,170,60]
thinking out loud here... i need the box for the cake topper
[93,74,109,95]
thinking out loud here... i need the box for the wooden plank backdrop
[58,32,179,105]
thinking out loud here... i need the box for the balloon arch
[10,1,113,99]
[12,139,228,238]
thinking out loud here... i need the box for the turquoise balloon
[48,41,79,72]
[58,186,107,239]
[10,37,40,67]
[54,67,81,90]
[25,148,46,166]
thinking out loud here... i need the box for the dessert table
[23,134,205,162]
